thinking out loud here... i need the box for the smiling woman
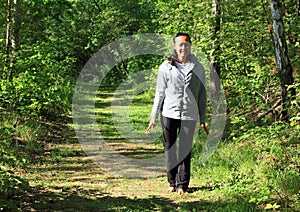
[172,33,191,64]
[145,32,209,196]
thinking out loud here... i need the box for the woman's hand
[145,118,156,134]
[201,122,209,135]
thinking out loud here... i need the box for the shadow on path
[19,187,178,211]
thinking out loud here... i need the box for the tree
[270,0,296,121]
[210,0,221,100]
[4,0,20,79]
[4,0,11,73]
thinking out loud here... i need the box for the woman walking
[145,32,208,196]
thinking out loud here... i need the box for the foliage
[0,125,28,210]
[0,112,47,210]
[1,0,299,118]
[192,120,299,210]
[0,72,73,118]
[191,78,300,210]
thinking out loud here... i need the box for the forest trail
[15,87,261,211]
[12,87,264,211]
[17,118,217,211]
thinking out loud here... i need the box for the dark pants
[161,115,197,191]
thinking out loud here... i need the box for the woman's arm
[145,61,168,134]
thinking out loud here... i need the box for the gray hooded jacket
[150,54,207,123]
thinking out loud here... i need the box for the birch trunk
[11,0,20,66]
[4,0,11,73]
[4,0,20,79]
[270,0,295,121]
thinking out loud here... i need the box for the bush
[0,125,29,208]
[0,70,74,118]
[192,121,300,210]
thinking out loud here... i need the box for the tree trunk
[4,0,12,74]
[4,0,20,80]
[210,0,221,101]
[11,0,20,66]
[92,0,102,13]
[270,0,296,121]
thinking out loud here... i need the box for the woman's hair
[168,32,192,67]
[172,32,192,44]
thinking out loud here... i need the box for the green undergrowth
[0,113,37,211]
[191,121,300,211]
[0,112,73,211]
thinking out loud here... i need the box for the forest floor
[11,87,261,211]
[11,119,226,212]
[14,118,235,212]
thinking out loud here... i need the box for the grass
[1,86,299,211]
[95,86,164,159]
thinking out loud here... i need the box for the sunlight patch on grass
[95,87,164,159]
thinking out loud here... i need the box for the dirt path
[16,119,218,212]
[14,87,234,211]
[14,87,249,211]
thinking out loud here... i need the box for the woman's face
[173,35,191,62]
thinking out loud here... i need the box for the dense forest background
[1,0,299,119]
[1,0,299,211]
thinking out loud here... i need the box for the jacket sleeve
[197,63,207,123]
[150,61,168,119]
